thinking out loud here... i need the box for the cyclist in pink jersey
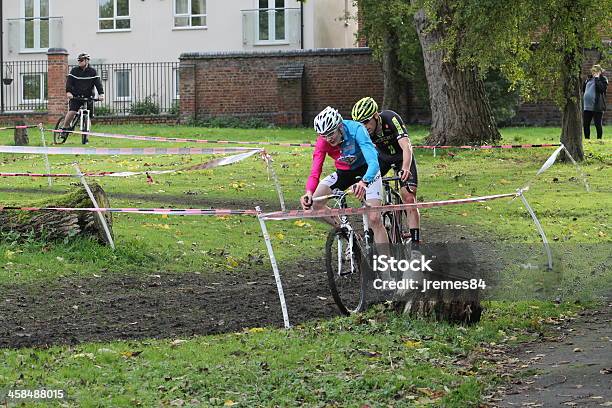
[300,106,389,249]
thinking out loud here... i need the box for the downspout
[1,0,4,113]
[300,1,304,49]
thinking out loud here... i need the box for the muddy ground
[0,189,489,349]
[0,258,338,349]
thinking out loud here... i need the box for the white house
[3,0,359,63]
[0,1,359,113]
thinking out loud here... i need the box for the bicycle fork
[338,215,357,275]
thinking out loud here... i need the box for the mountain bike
[321,189,373,315]
[53,97,100,145]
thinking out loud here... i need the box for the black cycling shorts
[69,98,93,114]
[378,153,418,191]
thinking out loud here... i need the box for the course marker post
[38,124,52,187]
[256,205,290,329]
[517,189,552,270]
[261,152,286,211]
[74,165,116,250]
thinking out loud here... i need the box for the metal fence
[86,62,180,116]
[1,60,48,113]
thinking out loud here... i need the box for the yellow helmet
[351,97,378,122]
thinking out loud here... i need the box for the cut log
[14,120,29,146]
[397,279,482,324]
[392,244,483,324]
[0,182,113,245]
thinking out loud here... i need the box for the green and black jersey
[370,110,408,156]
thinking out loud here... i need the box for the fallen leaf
[170,339,187,347]
[404,340,422,348]
[248,327,265,333]
[122,350,143,358]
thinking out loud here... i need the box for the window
[174,0,206,28]
[115,69,131,100]
[22,73,47,103]
[99,0,130,31]
[258,0,285,42]
[23,0,49,50]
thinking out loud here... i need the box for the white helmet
[314,106,343,135]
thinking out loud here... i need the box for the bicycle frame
[381,169,409,245]
[78,106,91,133]
[322,190,372,271]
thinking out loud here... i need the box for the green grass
[0,301,582,407]
[0,124,610,406]
[0,125,608,288]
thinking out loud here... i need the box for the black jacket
[66,65,104,97]
[583,75,608,112]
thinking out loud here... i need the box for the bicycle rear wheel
[325,227,367,315]
[53,115,69,144]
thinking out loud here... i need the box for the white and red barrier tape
[0,145,261,155]
[49,128,317,148]
[0,206,258,216]
[44,128,561,150]
[260,192,517,221]
[0,149,262,178]
[0,125,38,131]
[0,192,516,217]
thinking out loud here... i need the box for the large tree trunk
[382,30,409,119]
[0,183,113,245]
[412,6,501,146]
[559,52,584,162]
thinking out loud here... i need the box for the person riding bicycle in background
[63,53,104,144]
[300,106,390,251]
[352,97,421,250]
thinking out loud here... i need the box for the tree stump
[397,277,482,324]
[13,120,29,146]
[394,243,483,324]
[0,182,113,245]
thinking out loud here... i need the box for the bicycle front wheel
[325,227,367,315]
[53,115,69,144]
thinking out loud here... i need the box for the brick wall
[93,115,178,126]
[0,112,48,126]
[179,49,384,127]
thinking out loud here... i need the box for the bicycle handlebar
[69,96,102,102]
[313,189,353,202]
[382,175,403,182]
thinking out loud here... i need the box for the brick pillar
[178,60,196,124]
[275,63,304,126]
[46,48,68,124]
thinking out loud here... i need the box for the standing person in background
[583,64,608,140]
